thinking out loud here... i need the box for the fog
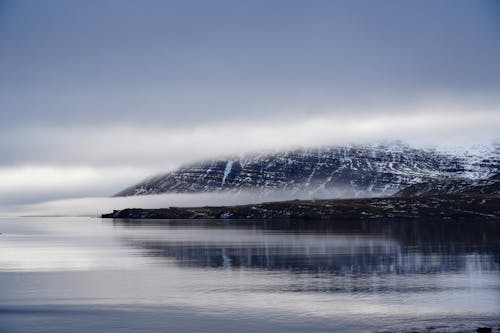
[0,107,498,205]
[2,106,499,169]
[0,186,390,218]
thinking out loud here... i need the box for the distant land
[103,171,500,220]
[102,194,499,220]
[115,142,500,200]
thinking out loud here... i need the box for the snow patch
[221,160,233,188]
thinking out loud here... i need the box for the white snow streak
[221,160,234,188]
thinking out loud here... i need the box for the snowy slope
[115,142,500,198]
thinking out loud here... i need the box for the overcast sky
[1,0,500,204]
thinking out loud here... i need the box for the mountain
[115,142,500,198]
[395,172,500,197]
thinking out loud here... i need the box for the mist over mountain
[115,142,500,199]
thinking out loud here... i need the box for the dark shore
[102,194,500,220]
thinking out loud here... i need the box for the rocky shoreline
[102,194,500,220]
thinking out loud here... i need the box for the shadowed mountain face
[115,143,500,199]
[395,172,500,196]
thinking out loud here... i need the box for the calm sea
[0,217,499,332]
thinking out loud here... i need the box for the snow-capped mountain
[115,142,500,198]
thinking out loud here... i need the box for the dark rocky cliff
[395,173,500,196]
[115,143,499,198]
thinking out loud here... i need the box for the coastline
[102,194,500,220]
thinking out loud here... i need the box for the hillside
[115,142,500,198]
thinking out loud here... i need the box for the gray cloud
[1,0,500,127]
[0,107,498,167]
[0,0,499,205]
[0,107,498,205]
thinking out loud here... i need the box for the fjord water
[0,217,499,333]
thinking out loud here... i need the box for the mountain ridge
[115,142,500,199]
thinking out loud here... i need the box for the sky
[1,0,500,205]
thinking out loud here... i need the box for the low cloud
[0,166,152,204]
[0,105,498,205]
[1,186,389,218]
[2,106,499,169]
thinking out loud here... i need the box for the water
[0,217,499,333]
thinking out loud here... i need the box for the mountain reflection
[115,219,500,275]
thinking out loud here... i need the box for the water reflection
[0,217,498,332]
[117,219,500,275]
